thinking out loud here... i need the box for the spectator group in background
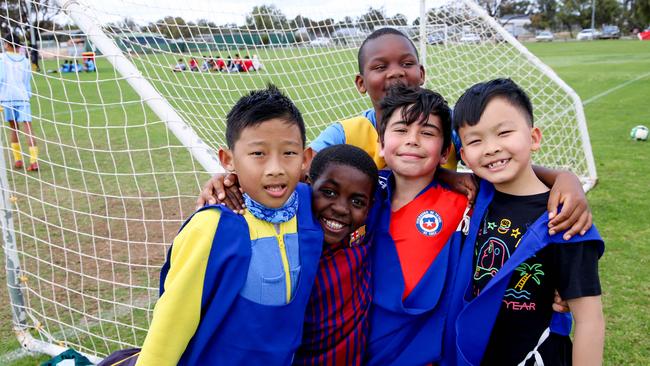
[59,59,96,73]
[173,54,263,73]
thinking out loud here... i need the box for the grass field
[0,39,649,365]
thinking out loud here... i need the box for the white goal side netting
[0,0,596,360]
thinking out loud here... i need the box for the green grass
[525,40,650,364]
[1,39,649,364]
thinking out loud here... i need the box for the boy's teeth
[488,159,508,169]
[324,219,344,230]
[266,185,283,191]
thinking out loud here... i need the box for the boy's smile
[311,164,373,245]
[219,118,306,208]
[459,97,543,195]
[355,34,425,111]
[380,108,448,181]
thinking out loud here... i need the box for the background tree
[246,5,288,30]
[386,13,408,26]
[557,0,590,34]
[335,16,355,29]
[1,0,60,37]
[477,0,502,17]
[358,7,386,30]
[499,0,534,15]
[594,0,623,26]
[530,0,559,30]
[633,0,650,26]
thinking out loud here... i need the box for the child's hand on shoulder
[547,171,592,240]
[196,172,245,213]
[437,168,478,205]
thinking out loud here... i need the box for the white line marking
[583,71,650,105]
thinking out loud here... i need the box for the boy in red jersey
[365,85,468,365]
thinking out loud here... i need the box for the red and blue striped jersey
[293,233,372,366]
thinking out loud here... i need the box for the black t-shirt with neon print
[472,190,601,366]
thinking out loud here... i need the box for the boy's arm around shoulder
[137,209,223,366]
[532,165,592,239]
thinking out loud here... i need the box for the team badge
[349,225,366,247]
[416,210,443,236]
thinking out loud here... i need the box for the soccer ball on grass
[630,125,648,141]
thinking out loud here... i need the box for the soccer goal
[0,0,596,361]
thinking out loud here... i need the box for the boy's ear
[530,127,542,151]
[355,74,367,94]
[439,145,451,166]
[301,147,315,183]
[302,147,315,171]
[218,148,235,172]
[418,64,426,86]
[459,147,466,166]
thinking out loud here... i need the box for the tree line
[2,1,649,41]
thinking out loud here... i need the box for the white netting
[0,0,595,360]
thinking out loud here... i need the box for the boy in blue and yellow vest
[136,85,323,365]
[447,79,604,366]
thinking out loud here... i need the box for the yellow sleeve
[341,117,386,169]
[136,210,221,366]
[441,143,458,171]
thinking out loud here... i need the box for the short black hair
[453,78,534,132]
[3,31,22,48]
[357,27,419,74]
[309,144,379,196]
[225,84,305,149]
[378,85,452,153]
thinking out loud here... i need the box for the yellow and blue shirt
[137,183,323,366]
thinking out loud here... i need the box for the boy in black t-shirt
[448,78,604,366]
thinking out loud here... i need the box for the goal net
[0,0,596,361]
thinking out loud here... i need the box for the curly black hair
[309,144,379,196]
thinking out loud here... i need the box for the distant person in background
[60,60,71,73]
[28,42,40,72]
[84,58,96,72]
[243,55,254,72]
[214,55,226,72]
[0,32,38,171]
[73,60,83,72]
[173,58,186,72]
[201,55,210,72]
[252,54,263,71]
[233,53,243,72]
[225,55,233,71]
[188,57,199,72]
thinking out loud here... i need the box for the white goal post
[0,0,596,361]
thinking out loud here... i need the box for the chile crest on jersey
[416,210,443,236]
